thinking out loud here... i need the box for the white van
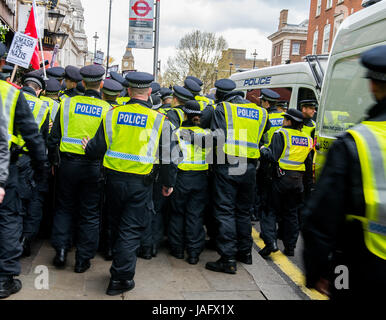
[314,0,386,178]
[229,55,328,111]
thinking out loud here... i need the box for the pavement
[6,231,309,300]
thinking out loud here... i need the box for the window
[326,0,333,9]
[321,55,375,137]
[246,88,293,106]
[292,42,300,55]
[273,46,277,57]
[322,24,331,54]
[278,44,282,56]
[316,0,322,16]
[312,30,319,54]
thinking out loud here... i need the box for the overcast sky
[81,0,310,74]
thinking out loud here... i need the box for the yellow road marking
[252,228,328,300]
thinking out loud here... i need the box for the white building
[56,0,88,67]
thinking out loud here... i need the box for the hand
[49,121,53,131]
[81,136,90,150]
[315,278,331,297]
[0,187,5,203]
[51,166,55,176]
[260,146,266,151]
[162,186,173,197]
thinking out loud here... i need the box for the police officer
[48,65,111,273]
[101,79,123,105]
[83,71,177,296]
[184,79,206,110]
[0,65,13,82]
[46,67,65,85]
[259,109,313,258]
[153,87,173,115]
[276,100,289,113]
[185,75,215,106]
[166,86,194,129]
[168,100,211,264]
[0,43,48,299]
[110,71,130,105]
[302,46,386,299]
[40,78,62,130]
[205,79,270,274]
[300,100,317,138]
[61,65,83,99]
[17,72,50,257]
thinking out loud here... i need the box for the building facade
[56,0,88,67]
[0,0,16,46]
[268,10,308,66]
[217,48,270,79]
[306,0,363,55]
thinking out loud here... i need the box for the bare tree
[161,30,228,93]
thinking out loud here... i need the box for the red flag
[24,6,40,70]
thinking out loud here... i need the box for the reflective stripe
[52,100,60,121]
[61,137,83,145]
[259,109,268,139]
[106,150,154,163]
[181,160,206,165]
[62,97,72,138]
[36,102,49,128]
[280,159,304,165]
[105,110,114,147]
[354,124,386,223]
[147,113,164,158]
[226,139,259,149]
[224,103,234,141]
[280,129,291,161]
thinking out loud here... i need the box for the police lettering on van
[243,77,272,87]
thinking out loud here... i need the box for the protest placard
[6,32,38,69]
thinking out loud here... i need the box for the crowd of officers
[0,40,384,299]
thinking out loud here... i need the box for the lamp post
[93,32,99,63]
[46,9,65,33]
[252,49,258,69]
[229,63,233,76]
[106,0,113,76]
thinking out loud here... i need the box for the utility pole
[93,32,99,63]
[106,0,113,76]
[229,63,233,76]
[252,49,258,69]
[153,0,160,81]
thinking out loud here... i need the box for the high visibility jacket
[303,119,316,138]
[0,80,19,149]
[168,107,185,130]
[324,110,350,127]
[40,95,60,122]
[195,95,214,111]
[264,111,285,147]
[117,96,131,105]
[176,126,210,171]
[158,106,172,115]
[347,121,386,260]
[223,102,268,159]
[60,96,110,155]
[103,103,165,175]
[277,128,313,171]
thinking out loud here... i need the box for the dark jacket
[302,98,386,299]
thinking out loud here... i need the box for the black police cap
[173,85,194,102]
[102,79,123,95]
[64,66,82,82]
[284,109,304,123]
[186,76,203,87]
[80,65,105,82]
[215,79,236,93]
[260,88,280,102]
[45,78,62,93]
[125,72,154,88]
[159,87,173,100]
[182,100,202,115]
[299,99,318,108]
[151,82,161,95]
[46,67,65,80]
[361,45,386,82]
[110,71,129,88]
[184,79,201,94]
[22,71,46,91]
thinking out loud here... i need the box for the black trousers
[213,163,256,259]
[261,171,304,250]
[0,164,23,280]
[51,158,102,262]
[168,171,208,256]
[107,172,152,281]
[203,168,217,241]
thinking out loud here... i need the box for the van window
[246,87,292,106]
[320,55,376,137]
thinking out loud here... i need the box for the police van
[314,0,386,178]
[230,55,328,112]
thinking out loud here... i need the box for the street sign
[128,0,154,49]
[6,32,38,69]
[94,50,104,65]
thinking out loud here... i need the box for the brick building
[268,9,308,66]
[306,0,363,55]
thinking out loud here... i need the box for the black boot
[151,244,158,257]
[138,246,152,260]
[283,248,295,257]
[106,279,135,296]
[258,242,279,259]
[187,255,199,265]
[0,278,22,299]
[74,260,91,273]
[170,249,184,259]
[20,236,31,258]
[236,252,253,265]
[53,248,67,268]
[205,257,237,274]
